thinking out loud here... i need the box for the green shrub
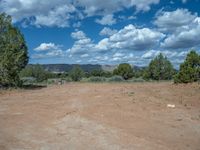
[69,65,84,81]
[113,63,133,80]
[47,79,55,85]
[64,77,72,82]
[20,64,50,82]
[128,77,145,82]
[88,76,106,82]
[108,75,124,82]
[21,77,36,84]
[90,69,104,77]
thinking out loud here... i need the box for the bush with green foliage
[69,65,84,81]
[0,13,28,86]
[84,72,90,78]
[108,75,124,82]
[86,69,112,78]
[174,50,200,83]
[134,68,146,78]
[20,65,52,82]
[88,76,107,82]
[128,77,145,82]
[113,63,133,80]
[144,53,174,80]
[90,69,104,77]
[53,72,68,79]
[21,77,36,85]
[102,71,113,78]
[64,77,73,82]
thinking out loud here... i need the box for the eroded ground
[0,82,200,150]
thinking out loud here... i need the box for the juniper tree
[144,53,174,80]
[174,50,200,83]
[113,63,133,80]
[0,13,28,86]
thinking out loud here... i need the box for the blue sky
[0,0,200,67]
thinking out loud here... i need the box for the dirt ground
[0,82,200,150]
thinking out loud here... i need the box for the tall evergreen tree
[174,51,200,83]
[0,13,28,86]
[145,53,174,80]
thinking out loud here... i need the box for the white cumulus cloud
[96,24,165,51]
[96,14,116,25]
[0,0,160,27]
[99,27,117,36]
[33,42,66,58]
[68,25,165,57]
[34,43,60,51]
[155,9,200,49]
[154,8,197,32]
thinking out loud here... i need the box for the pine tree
[0,13,28,86]
[174,51,200,83]
[145,53,174,80]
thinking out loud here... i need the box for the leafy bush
[89,69,113,78]
[113,63,133,80]
[108,75,124,82]
[90,69,104,77]
[69,65,84,81]
[128,77,145,82]
[20,64,50,82]
[88,76,106,82]
[134,68,146,78]
[47,79,55,85]
[21,77,36,84]
[64,77,73,82]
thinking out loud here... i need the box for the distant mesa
[28,64,144,73]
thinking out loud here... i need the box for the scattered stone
[167,104,176,108]
[176,118,183,121]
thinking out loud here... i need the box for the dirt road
[0,82,200,150]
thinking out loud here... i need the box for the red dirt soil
[0,82,200,150]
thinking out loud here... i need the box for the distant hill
[28,64,102,73]
[28,64,145,73]
[101,65,118,72]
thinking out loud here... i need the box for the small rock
[167,104,175,108]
